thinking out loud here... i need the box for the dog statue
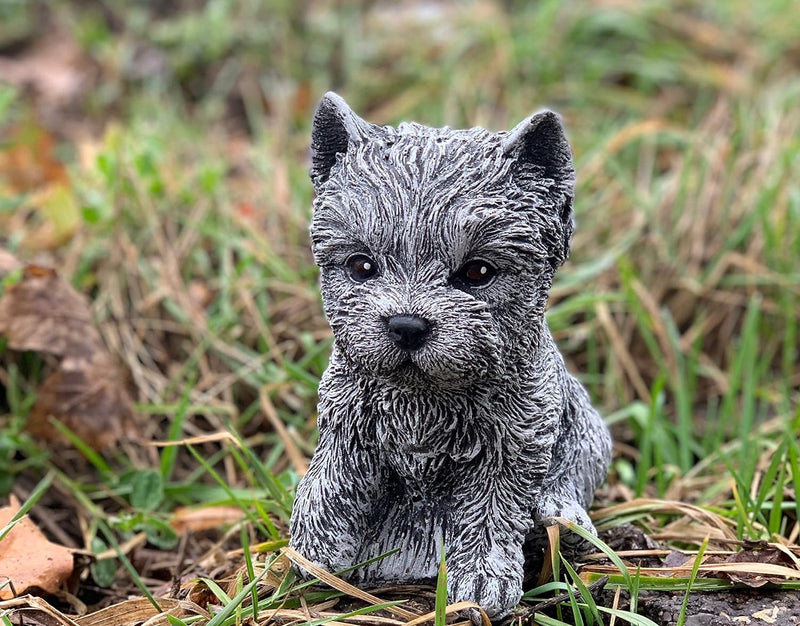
[289,93,612,619]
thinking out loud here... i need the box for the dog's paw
[460,607,484,626]
[535,497,595,532]
[560,501,596,535]
[534,497,597,556]
[448,569,522,619]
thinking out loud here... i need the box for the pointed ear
[310,92,372,187]
[501,110,574,185]
[502,110,575,267]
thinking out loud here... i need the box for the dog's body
[289,93,612,618]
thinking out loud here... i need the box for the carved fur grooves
[289,92,612,620]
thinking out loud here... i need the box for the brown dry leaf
[0,119,82,250]
[706,545,799,587]
[0,121,69,194]
[186,579,219,612]
[0,497,75,600]
[0,118,83,249]
[0,595,80,626]
[581,544,800,588]
[26,352,137,449]
[0,266,101,357]
[169,505,246,534]
[0,266,137,450]
[74,597,200,626]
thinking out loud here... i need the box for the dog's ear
[502,110,575,265]
[502,110,574,186]
[311,92,373,188]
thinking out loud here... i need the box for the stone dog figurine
[289,92,612,619]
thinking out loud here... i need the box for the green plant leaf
[90,537,117,588]
[129,469,165,511]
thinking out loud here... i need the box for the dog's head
[309,93,575,389]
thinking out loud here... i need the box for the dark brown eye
[452,259,497,288]
[346,254,378,282]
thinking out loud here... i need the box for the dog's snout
[386,314,431,351]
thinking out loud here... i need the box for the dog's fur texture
[289,92,612,619]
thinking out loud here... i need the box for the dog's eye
[452,259,497,288]
[346,254,378,282]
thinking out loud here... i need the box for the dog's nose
[386,315,431,351]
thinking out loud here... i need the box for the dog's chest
[370,387,487,488]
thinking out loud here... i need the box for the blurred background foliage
[1,0,798,521]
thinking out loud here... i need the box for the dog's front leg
[289,430,381,577]
[446,487,527,619]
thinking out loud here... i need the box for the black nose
[386,314,431,351]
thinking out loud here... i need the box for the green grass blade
[241,525,259,620]
[755,440,787,516]
[48,419,113,479]
[533,614,578,626]
[769,460,786,537]
[205,566,268,626]
[0,471,53,541]
[555,519,633,591]
[224,425,294,517]
[676,537,708,626]
[564,583,585,626]
[581,572,737,591]
[96,517,162,612]
[630,566,641,615]
[787,408,800,530]
[596,605,659,626]
[185,443,274,538]
[560,555,601,625]
[522,581,573,600]
[435,543,448,626]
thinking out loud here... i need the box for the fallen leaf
[24,182,83,249]
[0,266,138,450]
[26,353,137,450]
[0,117,83,250]
[186,579,219,612]
[0,120,69,194]
[662,550,692,568]
[169,506,246,534]
[0,248,22,275]
[73,597,194,626]
[0,595,80,626]
[0,32,90,116]
[705,545,798,587]
[0,497,75,600]
[0,266,100,357]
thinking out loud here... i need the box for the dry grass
[0,1,798,624]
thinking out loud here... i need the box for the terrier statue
[289,92,612,619]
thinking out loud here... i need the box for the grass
[0,0,799,624]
